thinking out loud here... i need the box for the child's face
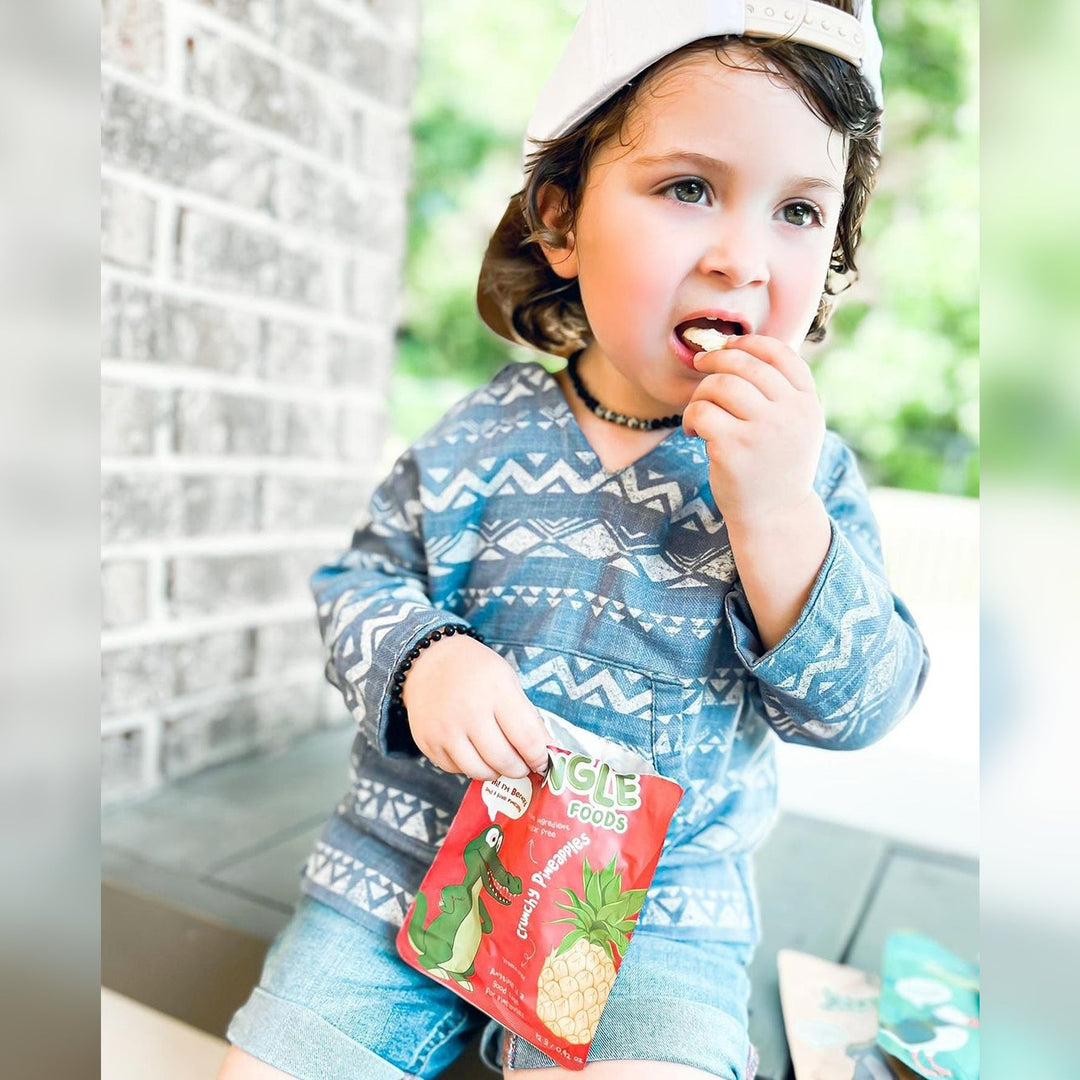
[543,51,847,415]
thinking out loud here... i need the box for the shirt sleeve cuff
[373,613,472,757]
[724,517,844,682]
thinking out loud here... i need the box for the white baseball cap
[525,0,882,169]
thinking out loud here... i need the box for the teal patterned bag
[877,932,979,1080]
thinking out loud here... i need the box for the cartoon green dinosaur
[404,824,522,991]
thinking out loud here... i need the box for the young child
[220,2,928,1078]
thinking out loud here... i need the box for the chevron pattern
[350,777,453,848]
[302,360,929,942]
[422,459,610,511]
[753,551,924,747]
[304,840,415,927]
[771,575,884,700]
[421,482,735,586]
[444,585,727,638]
[502,645,653,717]
[638,884,754,935]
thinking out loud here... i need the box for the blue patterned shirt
[302,361,929,945]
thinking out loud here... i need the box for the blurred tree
[394,0,978,495]
[811,0,978,494]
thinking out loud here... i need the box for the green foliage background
[392,0,978,495]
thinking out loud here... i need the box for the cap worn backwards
[524,0,883,171]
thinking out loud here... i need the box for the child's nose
[696,215,770,289]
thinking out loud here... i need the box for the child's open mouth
[675,317,747,353]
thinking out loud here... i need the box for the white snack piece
[682,326,732,352]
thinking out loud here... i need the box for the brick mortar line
[147,554,169,623]
[100,454,375,478]
[101,663,327,731]
[102,62,382,185]
[101,358,383,408]
[101,160,392,264]
[102,603,319,651]
[308,0,406,41]
[102,261,396,335]
[326,246,347,318]
[172,0,411,122]
[167,0,406,51]
[101,530,348,561]
[150,373,175,456]
[162,0,185,95]
[102,711,159,738]
[152,189,177,284]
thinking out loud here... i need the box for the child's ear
[536,183,579,279]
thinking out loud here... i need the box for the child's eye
[781,201,824,227]
[662,178,710,205]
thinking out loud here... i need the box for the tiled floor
[102,987,229,1080]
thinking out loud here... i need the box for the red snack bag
[396,712,683,1070]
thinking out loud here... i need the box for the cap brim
[476,198,531,345]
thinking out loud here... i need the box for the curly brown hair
[477,0,881,357]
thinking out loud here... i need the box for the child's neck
[553,366,671,474]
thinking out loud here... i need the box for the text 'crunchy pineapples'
[397,710,683,1071]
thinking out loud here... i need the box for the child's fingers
[443,735,501,781]
[687,372,766,422]
[692,346,789,401]
[724,334,815,392]
[494,695,551,774]
[682,395,740,443]
[468,721,534,779]
[424,744,465,776]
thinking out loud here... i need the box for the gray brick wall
[101,0,418,801]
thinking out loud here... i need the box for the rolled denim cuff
[724,518,843,677]
[724,518,929,749]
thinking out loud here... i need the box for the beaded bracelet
[388,624,485,721]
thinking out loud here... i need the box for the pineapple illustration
[535,856,647,1044]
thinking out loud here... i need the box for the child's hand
[682,334,825,529]
[401,633,549,781]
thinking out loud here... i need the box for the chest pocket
[494,641,661,767]
[494,641,762,844]
[496,646,765,945]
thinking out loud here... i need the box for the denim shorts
[227,895,758,1079]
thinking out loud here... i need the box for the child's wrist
[389,624,485,722]
[722,491,825,544]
